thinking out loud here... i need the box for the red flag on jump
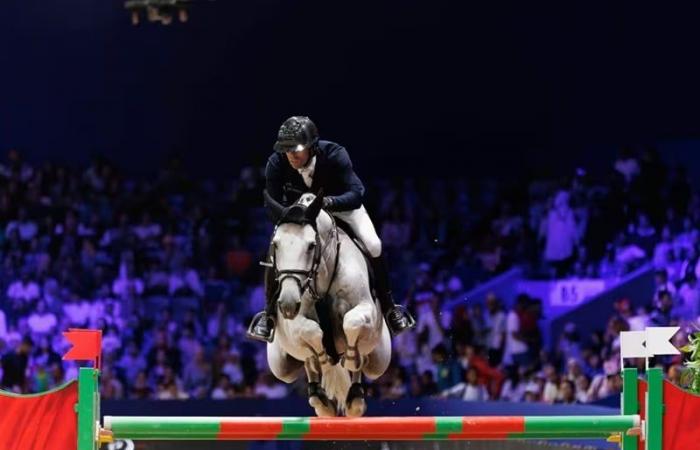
[62,329,102,368]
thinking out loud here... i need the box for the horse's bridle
[269,214,341,304]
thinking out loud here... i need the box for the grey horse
[264,191,391,417]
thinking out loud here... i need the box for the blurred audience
[0,147,696,406]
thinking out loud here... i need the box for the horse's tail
[322,361,351,415]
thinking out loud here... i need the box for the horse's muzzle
[279,298,301,320]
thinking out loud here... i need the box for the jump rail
[44,327,690,450]
[103,415,641,441]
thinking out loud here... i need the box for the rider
[247,116,416,342]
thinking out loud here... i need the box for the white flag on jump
[645,327,680,356]
[620,327,680,359]
[620,331,647,358]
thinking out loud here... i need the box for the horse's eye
[308,242,316,252]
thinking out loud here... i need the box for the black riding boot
[370,255,416,336]
[246,265,278,343]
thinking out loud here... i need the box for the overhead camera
[124,0,210,26]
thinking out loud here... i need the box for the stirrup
[246,311,276,343]
[385,304,416,335]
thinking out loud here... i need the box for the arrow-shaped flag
[620,327,680,359]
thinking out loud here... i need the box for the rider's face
[286,148,310,169]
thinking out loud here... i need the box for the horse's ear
[305,190,324,222]
[264,190,286,222]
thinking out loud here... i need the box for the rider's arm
[264,155,287,223]
[265,154,285,204]
[324,145,365,212]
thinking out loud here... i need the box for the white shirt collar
[296,155,316,188]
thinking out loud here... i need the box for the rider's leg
[246,251,279,342]
[332,205,415,336]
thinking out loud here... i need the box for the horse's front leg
[340,301,375,372]
[345,368,366,417]
[297,317,336,417]
[341,301,376,417]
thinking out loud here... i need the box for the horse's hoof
[309,395,337,417]
[346,397,366,417]
[345,383,366,417]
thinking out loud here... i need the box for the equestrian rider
[247,116,416,342]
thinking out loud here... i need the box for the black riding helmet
[274,116,319,153]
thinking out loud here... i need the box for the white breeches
[331,205,382,258]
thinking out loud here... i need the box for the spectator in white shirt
[499,367,525,402]
[541,191,578,278]
[627,305,651,331]
[7,272,41,312]
[211,375,232,400]
[484,293,506,366]
[112,262,144,300]
[575,374,592,403]
[503,296,529,366]
[221,352,244,386]
[254,372,287,399]
[440,367,488,402]
[677,273,699,319]
[157,381,189,400]
[27,301,57,336]
[62,293,91,327]
[541,364,560,404]
[614,232,646,268]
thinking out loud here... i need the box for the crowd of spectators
[0,147,696,407]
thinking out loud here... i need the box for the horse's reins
[270,211,341,304]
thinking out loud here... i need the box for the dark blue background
[2,1,700,176]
